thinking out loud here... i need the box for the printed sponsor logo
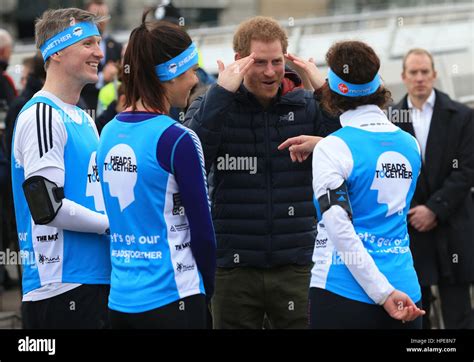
[176,262,195,273]
[112,249,162,263]
[370,152,414,216]
[72,27,83,37]
[38,254,60,265]
[36,233,59,243]
[172,193,185,216]
[178,48,198,67]
[87,151,105,212]
[168,63,178,74]
[315,237,327,248]
[338,83,348,94]
[103,144,138,211]
[175,241,191,251]
[104,155,137,173]
[170,223,190,232]
[42,34,72,58]
[374,163,413,180]
[279,112,295,122]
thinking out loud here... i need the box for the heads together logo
[168,63,178,74]
[370,151,414,217]
[72,26,83,37]
[103,144,138,211]
[86,152,106,212]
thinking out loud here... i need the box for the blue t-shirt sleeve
[156,125,216,300]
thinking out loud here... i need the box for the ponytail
[122,9,192,112]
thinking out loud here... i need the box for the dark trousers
[212,264,311,329]
[421,284,473,329]
[22,284,110,329]
[109,294,207,329]
[308,287,423,329]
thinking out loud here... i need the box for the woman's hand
[285,53,325,91]
[383,290,426,322]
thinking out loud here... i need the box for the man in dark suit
[81,0,122,112]
[394,48,474,329]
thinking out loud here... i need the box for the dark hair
[122,9,192,112]
[321,41,392,116]
[22,52,47,81]
[32,51,47,80]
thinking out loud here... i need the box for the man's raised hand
[217,53,255,93]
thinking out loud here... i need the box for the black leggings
[109,294,207,329]
[308,287,422,329]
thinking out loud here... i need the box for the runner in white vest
[282,41,426,328]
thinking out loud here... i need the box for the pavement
[0,264,22,329]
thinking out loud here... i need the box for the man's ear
[50,52,61,63]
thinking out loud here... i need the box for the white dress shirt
[408,90,436,162]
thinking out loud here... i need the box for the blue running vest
[11,96,111,295]
[314,126,422,304]
[97,115,204,313]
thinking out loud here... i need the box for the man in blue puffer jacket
[185,16,340,329]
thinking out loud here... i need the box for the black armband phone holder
[22,176,64,225]
[317,181,353,221]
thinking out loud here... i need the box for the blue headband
[40,22,100,62]
[327,68,382,97]
[155,43,199,82]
